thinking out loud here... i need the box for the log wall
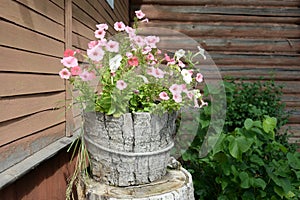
[0,0,129,198]
[131,0,300,143]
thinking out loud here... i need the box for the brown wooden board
[14,0,64,25]
[0,92,65,123]
[0,47,61,74]
[0,73,64,97]
[0,0,64,41]
[0,123,65,172]
[0,108,65,146]
[132,0,300,7]
[0,20,64,57]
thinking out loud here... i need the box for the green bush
[179,79,300,199]
[184,117,300,199]
[224,79,289,132]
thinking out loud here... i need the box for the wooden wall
[0,0,129,198]
[0,0,66,173]
[131,0,300,143]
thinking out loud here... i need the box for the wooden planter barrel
[84,112,177,186]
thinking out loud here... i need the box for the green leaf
[244,118,253,130]
[251,178,266,189]
[262,116,277,138]
[249,154,264,166]
[274,186,284,199]
[212,133,226,155]
[239,172,250,188]
[287,152,300,170]
[229,135,253,159]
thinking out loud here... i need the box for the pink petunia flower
[147,67,165,78]
[64,49,75,57]
[70,66,82,76]
[142,46,152,54]
[96,23,108,30]
[159,92,169,100]
[173,93,182,103]
[186,91,194,100]
[94,28,106,39]
[106,40,119,53]
[59,68,71,79]
[88,41,99,49]
[145,36,160,48]
[196,73,203,83]
[116,80,127,90]
[61,56,78,68]
[128,56,139,67]
[164,53,175,65]
[169,84,182,95]
[87,46,105,61]
[181,84,188,93]
[125,26,136,38]
[114,21,126,31]
[79,70,95,81]
[178,60,185,68]
[126,52,133,58]
[133,35,145,47]
[146,53,155,61]
[135,10,145,19]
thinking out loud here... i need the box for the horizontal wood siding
[0,0,66,173]
[131,0,300,143]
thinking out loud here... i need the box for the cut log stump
[80,167,195,200]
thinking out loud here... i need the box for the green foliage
[179,79,299,199]
[184,117,300,200]
[224,79,289,132]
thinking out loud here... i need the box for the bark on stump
[80,168,195,200]
[84,112,177,186]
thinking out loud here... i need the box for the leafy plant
[179,79,299,199]
[224,79,289,132]
[184,117,300,200]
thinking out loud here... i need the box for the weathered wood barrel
[79,168,195,200]
[84,111,177,186]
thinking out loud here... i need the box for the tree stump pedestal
[80,167,195,200]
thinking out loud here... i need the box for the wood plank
[72,18,95,40]
[132,0,300,7]
[50,0,64,9]
[0,92,65,123]
[72,3,98,31]
[0,73,64,97]
[135,5,300,24]
[0,0,64,41]
[136,5,300,17]
[116,0,129,23]
[14,0,64,25]
[141,22,300,39]
[287,108,300,124]
[218,69,300,81]
[0,123,64,172]
[87,0,115,28]
[0,20,64,57]
[157,37,300,52]
[0,109,65,146]
[0,47,62,74]
[73,0,107,24]
[208,54,300,66]
[72,33,91,50]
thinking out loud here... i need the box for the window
[106,0,114,9]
